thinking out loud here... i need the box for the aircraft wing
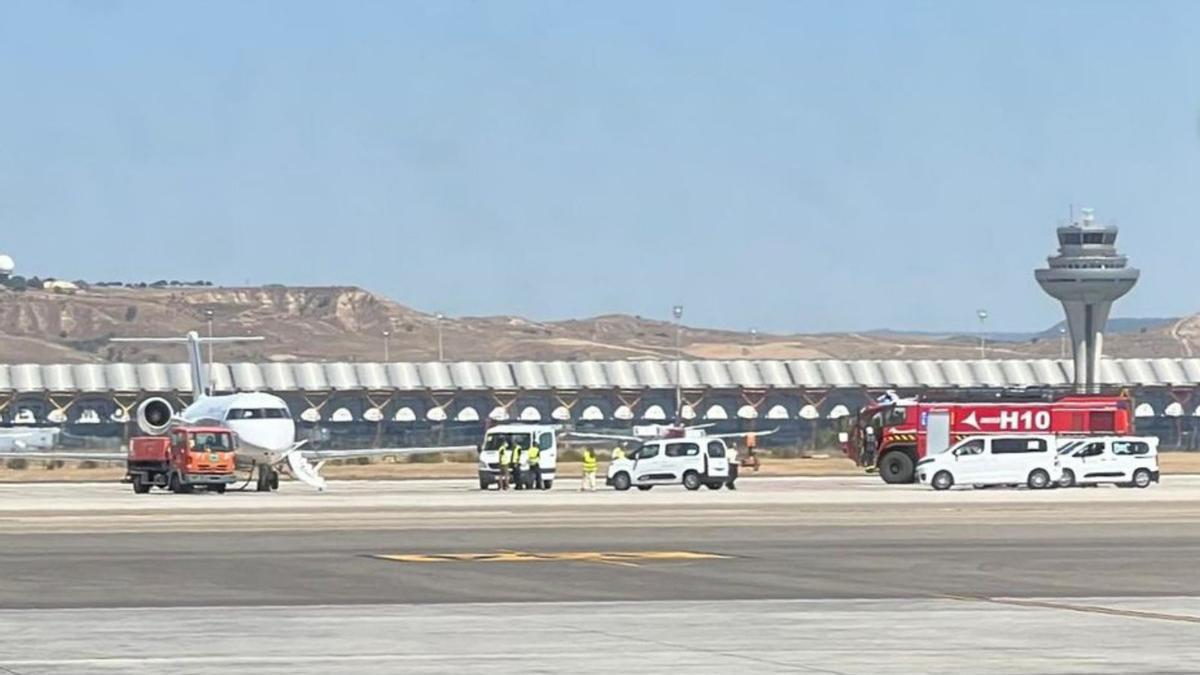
[299,445,477,460]
[0,450,126,462]
[704,428,779,440]
[560,432,641,443]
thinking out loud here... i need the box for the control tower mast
[1035,209,1139,393]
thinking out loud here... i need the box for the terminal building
[1,357,1198,450]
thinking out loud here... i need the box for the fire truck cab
[845,391,1132,484]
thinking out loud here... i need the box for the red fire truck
[845,392,1133,484]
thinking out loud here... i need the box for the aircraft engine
[135,397,174,436]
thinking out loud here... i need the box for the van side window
[1112,441,1149,456]
[637,444,660,460]
[538,432,554,450]
[707,441,726,458]
[665,443,700,457]
[954,440,985,456]
[992,438,1047,454]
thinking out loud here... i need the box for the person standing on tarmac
[725,442,740,490]
[517,443,531,490]
[612,443,626,462]
[511,440,525,490]
[496,440,511,491]
[580,446,598,491]
[528,441,542,490]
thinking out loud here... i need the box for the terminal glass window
[993,438,1047,454]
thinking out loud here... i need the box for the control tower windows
[1059,232,1082,246]
[1083,232,1105,245]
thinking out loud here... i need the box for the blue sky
[1,1,1197,333]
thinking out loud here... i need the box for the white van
[1056,436,1159,488]
[478,424,558,490]
[606,438,730,491]
[916,434,1061,490]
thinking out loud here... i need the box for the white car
[606,438,731,491]
[916,434,1062,490]
[1056,436,1159,488]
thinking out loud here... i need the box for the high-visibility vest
[612,447,625,461]
[498,444,510,466]
[510,447,522,466]
[582,449,597,473]
[528,445,540,466]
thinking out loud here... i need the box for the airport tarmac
[2,476,1199,673]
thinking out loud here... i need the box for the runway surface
[3,477,1199,673]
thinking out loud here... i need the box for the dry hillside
[0,286,1194,364]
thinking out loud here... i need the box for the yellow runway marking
[373,550,731,565]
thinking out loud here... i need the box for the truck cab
[478,424,559,490]
[606,437,731,491]
[126,426,238,494]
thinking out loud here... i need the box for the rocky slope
[0,286,1192,364]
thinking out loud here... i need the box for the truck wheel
[931,471,954,491]
[169,472,192,494]
[683,471,702,491]
[269,472,280,491]
[705,481,723,490]
[542,480,553,490]
[1059,469,1076,488]
[612,472,631,491]
[1027,469,1051,490]
[637,485,653,491]
[210,484,227,494]
[879,452,915,484]
[132,478,151,494]
[1133,469,1152,489]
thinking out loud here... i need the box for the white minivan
[606,438,730,491]
[916,434,1062,490]
[1056,436,1159,488]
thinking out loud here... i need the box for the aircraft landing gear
[256,465,280,492]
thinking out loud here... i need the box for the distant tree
[151,280,168,288]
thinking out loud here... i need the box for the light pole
[435,312,445,362]
[382,329,391,363]
[673,305,684,423]
[976,309,988,359]
[1059,326,1067,360]
[750,328,758,347]
[204,309,214,395]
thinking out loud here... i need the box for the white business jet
[2,331,471,491]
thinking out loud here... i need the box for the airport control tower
[1035,209,1139,393]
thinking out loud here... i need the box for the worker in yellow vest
[528,443,542,490]
[612,444,626,461]
[511,441,525,490]
[580,446,598,492]
[496,441,511,491]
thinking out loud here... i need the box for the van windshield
[1057,441,1082,455]
[484,433,531,450]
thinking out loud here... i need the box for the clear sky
[1,1,1197,334]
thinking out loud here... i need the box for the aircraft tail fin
[112,332,265,400]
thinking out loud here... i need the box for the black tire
[210,484,226,494]
[637,485,653,491]
[879,452,915,484]
[931,470,954,491]
[683,471,702,491]
[1132,468,1152,489]
[132,478,151,494]
[542,480,553,490]
[256,469,271,492]
[269,472,280,491]
[612,472,631,491]
[1027,469,1051,490]
[169,472,192,494]
[1059,469,1076,488]
[479,477,492,490]
[706,482,723,490]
